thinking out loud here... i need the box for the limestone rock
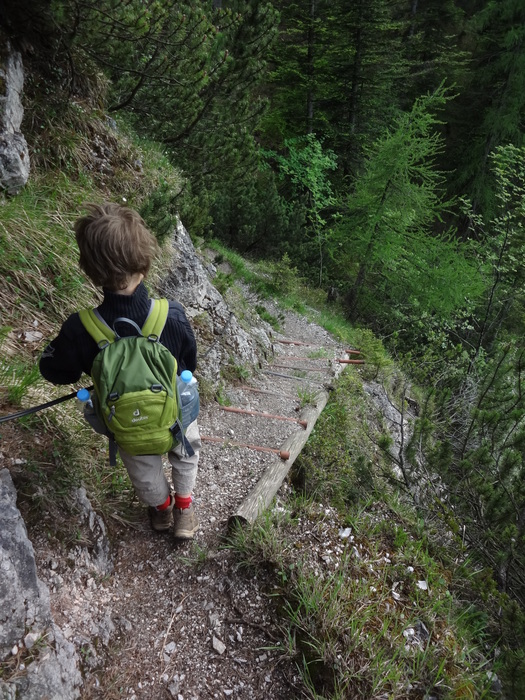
[0,469,81,698]
[71,486,113,576]
[0,42,30,194]
[159,221,271,386]
[0,468,49,659]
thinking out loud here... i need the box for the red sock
[174,494,192,510]
[156,495,172,511]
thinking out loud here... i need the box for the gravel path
[32,303,350,700]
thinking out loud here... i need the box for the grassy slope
[0,87,509,700]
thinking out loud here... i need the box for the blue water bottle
[177,370,200,427]
[77,388,93,408]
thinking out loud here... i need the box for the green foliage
[208,166,302,257]
[0,356,42,407]
[0,181,96,321]
[71,1,278,229]
[139,180,182,245]
[5,5,525,696]
[463,145,525,362]
[220,359,251,385]
[228,496,497,699]
[429,342,525,600]
[447,0,525,219]
[266,253,301,297]
[254,305,281,330]
[213,271,234,296]
[293,372,378,507]
[263,0,408,175]
[399,0,468,100]
[264,134,338,285]
[330,86,483,337]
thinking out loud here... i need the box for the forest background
[2,0,525,696]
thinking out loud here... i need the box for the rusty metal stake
[275,355,333,361]
[201,435,290,460]
[220,405,307,428]
[337,359,366,364]
[263,370,322,384]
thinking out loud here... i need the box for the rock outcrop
[159,220,273,386]
[0,469,81,699]
[0,40,30,194]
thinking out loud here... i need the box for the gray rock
[72,487,113,576]
[0,43,30,193]
[159,221,270,386]
[0,469,82,698]
[0,469,49,659]
[212,636,226,655]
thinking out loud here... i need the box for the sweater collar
[97,281,151,323]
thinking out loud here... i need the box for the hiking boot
[173,503,199,541]
[148,495,174,532]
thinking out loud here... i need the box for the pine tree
[330,86,481,332]
[263,133,337,284]
[449,0,525,221]
[397,0,468,100]
[262,0,409,178]
[462,145,525,368]
[46,0,279,234]
[315,0,408,178]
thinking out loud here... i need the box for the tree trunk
[306,0,316,134]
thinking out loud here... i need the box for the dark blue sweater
[39,282,197,385]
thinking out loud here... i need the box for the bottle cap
[180,370,193,383]
[77,388,91,402]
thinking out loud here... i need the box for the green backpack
[78,299,192,457]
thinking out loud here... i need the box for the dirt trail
[33,304,350,700]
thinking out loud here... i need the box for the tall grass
[227,369,502,700]
[229,489,498,699]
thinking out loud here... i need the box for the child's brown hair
[74,202,158,290]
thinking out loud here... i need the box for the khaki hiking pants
[83,403,200,506]
[118,420,201,506]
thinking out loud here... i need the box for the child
[39,202,201,541]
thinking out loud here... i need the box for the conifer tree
[40,0,278,233]
[449,0,525,221]
[330,86,481,332]
[264,133,337,283]
[263,0,408,178]
[316,0,408,178]
[397,0,467,99]
[462,145,525,369]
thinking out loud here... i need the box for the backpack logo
[131,407,149,423]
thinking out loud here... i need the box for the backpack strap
[79,299,169,346]
[78,308,115,348]
[141,298,169,339]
